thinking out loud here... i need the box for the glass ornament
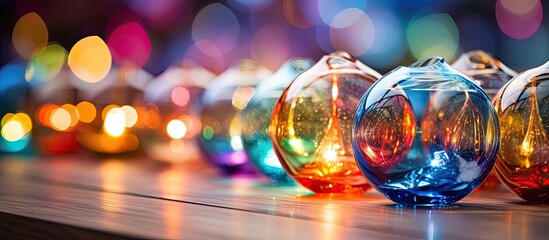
[141,61,215,163]
[452,50,517,190]
[197,59,272,175]
[75,65,152,154]
[241,58,314,185]
[493,60,549,204]
[353,57,500,205]
[270,52,381,193]
[452,50,517,98]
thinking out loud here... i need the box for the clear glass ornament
[452,50,517,98]
[493,60,549,204]
[353,57,500,205]
[197,59,272,175]
[241,58,313,185]
[141,61,215,163]
[270,52,381,193]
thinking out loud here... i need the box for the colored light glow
[102,104,120,121]
[76,101,96,123]
[120,105,138,127]
[171,87,191,107]
[1,120,25,142]
[68,36,112,83]
[36,104,57,127]
[184,40,226,73]
[501,0,539,14]
[329,8,375,56]
[12,12,48,60]
[50,108,72,131]
[496,0,543,39]
[228,0,274,12]
[104,108,126,137]
[407,13,459,61]
[107,22,151,67]
[192,3,240,55]
[359,9,406,69]
[25,43,67,84]
[232,87,255,110]
[0,63,26,93]
[283,0,320,29]
[1,113,32,142]
[61,104,80,127]
[250,25,290,70]
[202,126,214,140]
[166,119,187,139]
[318,0,367,25]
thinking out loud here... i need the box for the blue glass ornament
[240,58,314,185]
[352,57,500,205]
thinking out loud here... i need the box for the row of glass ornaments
[0,50,547,205]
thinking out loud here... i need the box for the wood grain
[0,155,548,239]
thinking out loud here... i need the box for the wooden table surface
[0,154,547,240]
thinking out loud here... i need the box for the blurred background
[0,0,547,159]
[1,0,548,74]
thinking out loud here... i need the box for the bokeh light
[120,105,138,128]
[496,0,543,39]
[171,87,191,107]
[192,3,240,55]
[329,8,375,56]
[68,36,112,83]
[407,13,459,61]
[166,119,187,139]
[12,12,48,60]
[318,0,368,25]
[283,0,320,29]
[50,108,71,131]
[359,9,406,69]
[250,24,291,70]
[107,22,151,67]
[104,108,126,137]
[1,112,32,142]
[25,43,67,84]
[228,0,274,12]
[76,101,97,123]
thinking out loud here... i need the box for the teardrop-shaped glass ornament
[493,60,549,204]
[241,58,314,185]
[270,52,381,193]
[198,59,272,175]
[353,57,500,205]
[452,50,517,98]
[452,50,517,190]
[141,60,215,163]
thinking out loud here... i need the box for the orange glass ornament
[270,52,381,193]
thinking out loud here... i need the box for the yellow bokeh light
[1,121,25,142]
[61,104,79,127]
[50,108,71,131]
[68,36,112,83]
[166,119,187,139]
[104,108,126,137]
[120,105,138,128]
[76,101,96,123]
[12,12,48,60]
[1,112,32,142]
[102,104,120,120]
